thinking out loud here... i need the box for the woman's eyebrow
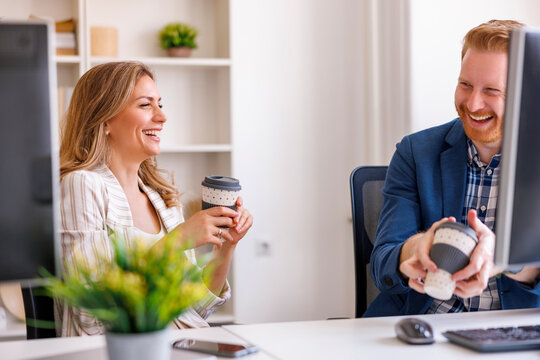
[135,96,162,101]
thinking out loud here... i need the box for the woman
[58,61,252,336]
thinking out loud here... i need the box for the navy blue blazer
[365,119,540,317]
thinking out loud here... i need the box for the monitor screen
[0,22,59,281]
[495,27,540,270]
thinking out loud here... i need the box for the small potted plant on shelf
[42,231,208,360]
[159,22,198,58]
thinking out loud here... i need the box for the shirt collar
[466,138,501,169]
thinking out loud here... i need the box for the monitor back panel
[507,30,540,265]
[0,23,56,280]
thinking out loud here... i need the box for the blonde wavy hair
[461,19,524,59]
[60,61,180,207]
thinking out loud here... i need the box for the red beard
[456,104,503,144]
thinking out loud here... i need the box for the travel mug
[424,222,478,300]
[201,175,242,211]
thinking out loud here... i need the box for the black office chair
[350,166,387,317]
[21,285,56,339]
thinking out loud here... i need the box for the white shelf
[0,320,26,342]
[161,144,232,153]
[90,57,231,68]
[6,0,236,327]
[55,55,80,64]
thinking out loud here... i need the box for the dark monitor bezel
[495,26,540,270]
[0,21,61,284]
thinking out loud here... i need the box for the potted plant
[42,231,208,360]
[159,22,198,57]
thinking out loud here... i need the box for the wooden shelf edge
[90,56,231,68]
[55,55,80,64]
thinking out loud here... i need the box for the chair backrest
[350,166,387,317]
[21,285,56,339]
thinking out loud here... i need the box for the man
[366,20,540,317]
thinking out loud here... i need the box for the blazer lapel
[98,165,134,228]
[138,179,183,233]
[440,121,468,218]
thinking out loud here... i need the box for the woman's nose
[155,106,167,123]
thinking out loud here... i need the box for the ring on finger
[217,228,222,238]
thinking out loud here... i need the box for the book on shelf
[29,15,78,56]
[55,31,77,55]
[56,32,76,48]
[56,48,77,56]
[55,20,77,55]
[55,18,75,33]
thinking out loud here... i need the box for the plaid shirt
[427,139,502,313]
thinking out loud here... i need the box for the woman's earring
[105,130,110,136]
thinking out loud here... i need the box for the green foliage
[42,231,207,333]
[159,23,198,49]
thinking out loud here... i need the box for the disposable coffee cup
[424,222,478,300]
[201,175,241,211]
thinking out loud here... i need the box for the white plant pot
[106,328,170,360]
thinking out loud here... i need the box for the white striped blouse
[57,165,230,336]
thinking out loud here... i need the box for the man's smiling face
[455,48,507,147]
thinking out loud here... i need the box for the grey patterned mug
[201,175,241,211]
[424,222,478,300]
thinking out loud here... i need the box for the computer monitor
[0,21,60,281]
[495,27,540,270]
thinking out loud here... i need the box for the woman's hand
[202,197,253,295]
[225,196,253,246]
[175,206,238,248]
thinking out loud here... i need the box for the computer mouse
[395,317,435,345]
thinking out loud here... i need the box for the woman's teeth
[143,130,160,136]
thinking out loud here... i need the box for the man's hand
[452,209,495,298]
[399,217,456,293]
[505,267,540,286]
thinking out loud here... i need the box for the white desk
[224,308,540,359]
[1,309,540,359]
[0,327,271,360]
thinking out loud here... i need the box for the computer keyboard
[443,325,540,352]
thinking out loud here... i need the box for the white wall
[409,0,540,132]
[230,0,365,323]
[229,0,540,324]
[358,0,411,165]
[229,0,410,324]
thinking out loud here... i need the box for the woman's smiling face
[105,75,166,163]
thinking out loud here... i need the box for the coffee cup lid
[435,222,478,243]
[202,175,241,191]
